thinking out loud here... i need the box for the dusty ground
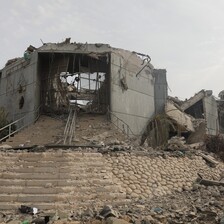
[2,115,64,147]
[74,113,128,145]
[1,113,129,148]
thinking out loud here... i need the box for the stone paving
[107,154,223,199]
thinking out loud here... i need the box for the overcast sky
[0,0,224,99]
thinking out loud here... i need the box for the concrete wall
[217,100,224,134]
[0,52,39,127]
[110,50,155,136]
[153,69,167,114]
[203,96,219,135]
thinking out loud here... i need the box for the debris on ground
[98,205,120,219]
[0,114,224,224]
[19,205,38,215]
[166,136,188,151]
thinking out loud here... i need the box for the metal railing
[64,107,76,144]
[0,106,41,142]
[107,109,135,138]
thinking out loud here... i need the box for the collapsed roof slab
[181,90,206,111]
[180,89,219,136]
[166,100,195,132]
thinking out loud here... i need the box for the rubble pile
[166,136,188,151]
[2,185,224,224]
[205,135,224,162]
[115,184,224,224]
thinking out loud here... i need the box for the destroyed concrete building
[180,90,219,136]
[1,40,224,223]
[0,39,167,138]
[141,89,221,147]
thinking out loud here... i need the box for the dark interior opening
[38,52,110,114]
[184,99,204,118]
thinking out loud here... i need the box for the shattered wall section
[181,90,219,136]
[166,101,195,132]
[181,90,205,111]
[203,95,219,135]
[110,50,155,135]
[153,69,168,114]
[0,52,39,125]
[217,100,224,133]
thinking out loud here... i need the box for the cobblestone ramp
[0,151,127,211]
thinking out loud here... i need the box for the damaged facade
[141,89,222,147]
[217,90,224,134]
[180,90,219,136]
[0,39,167,136]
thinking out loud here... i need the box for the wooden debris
[197,178,224,187]
[198,152,219,167]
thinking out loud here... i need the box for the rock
[134,189,142,194]
[109,140,121,145]
[106,217,129,224]
[99,205,119,219]
[120,215,132,223]
[31,216,50,224]
[167,136,188,151]
[220,216,224,224]
[8,221,20,224]
[135,204,145,210]
[54,221,80,224]
[129,184,137,190]
[0,144,12,149]
[0,214,4,223]
[151,207,163,214]
[142,215,155,224]
[82,208,94,219]
[192,183,200,191]
[131,192,139,198]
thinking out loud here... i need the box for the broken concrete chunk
[0,144,12,149]
[188,142,204,150]
[106,217,129,224]
[166,100,195,132]
[220,216,224,224]
[31,216,49,224]
[166,136,188,151]
[198,152,219,167]
[99,205,120,219]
